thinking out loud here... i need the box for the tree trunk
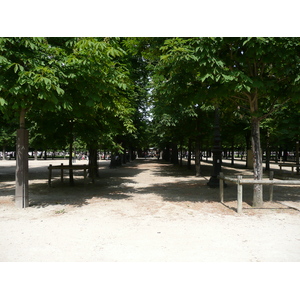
[275,149,278,163]
[245,132,251,168]
[195,139,201,176]
[265,148,270,171]
[179,144,183,167]
[296,141,299,175]
[2,146,6,160]
[69,142,74,186]
[231,139,234,165]
[68,121,74,186]
[137,149,143,158]
[15,108,29,208]
[88,147,99,180]
[265,131,270,171]
[110,152,121,168]
[251,116,263,207]
[283,149,288,161]
[195,114,202,176]
[171,142,179,164]
[187,138,192,170]
[128,147,132,161]
[110,153,116,168]
[207,108,222,187]
[162,143,170,161]
[122,147,127,164]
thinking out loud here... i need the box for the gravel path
[1,158,300,262]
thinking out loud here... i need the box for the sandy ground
[0,157,300,262]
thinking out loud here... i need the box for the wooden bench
[278,163,300,174]
[48,163,90,186]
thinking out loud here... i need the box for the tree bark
[296,141,299,175]
[245,132,251,168]
[187,138,192,170]
[110,152,121,168]
[15,108,29,208]
[251,116,263,207]
[207,108,222,187]
[68,142,74,186]
[231,139,234,165]
[2,146,6,160]
[171,142,179,164]
[162,143,170,161]
[122,147,127,164]
[195,139,201,176]
[88,147,99,180]
[265,131,270,171]
[110,153,116,168]
[68,121,74,186]
[179,142,183,167]
[195,114,201,176]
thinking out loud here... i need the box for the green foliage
[0,115,16,150]
[144,37,300,158]
[10,37,140,154]
[1,37,299,161]
[0,38,65,116]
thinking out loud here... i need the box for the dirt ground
[1,157,300,262]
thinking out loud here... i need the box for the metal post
[237,175,243,213]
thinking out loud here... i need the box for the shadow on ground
[1,158,299,213]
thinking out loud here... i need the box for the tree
[2,37,299,209]
[122,37,164,157]
[216,37,300,206]
[0,37,65,207]
[0,114,16,159]
[262,100,300,168]
[145,37,300,207]
[148,37,215,174]
[0,37,136,201]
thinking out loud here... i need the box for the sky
[2,1,298,37]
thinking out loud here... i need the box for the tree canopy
[1,37,299,208]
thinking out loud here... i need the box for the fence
[48,163,90,187]
[218,171,300,213]
[278,163,300,175]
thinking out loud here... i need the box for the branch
[243,92,252,102]
[230,96,249,111]
[231,95,248,102]
[260,63,266,78]
[259,98,291,121]
[254,61,257,77]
